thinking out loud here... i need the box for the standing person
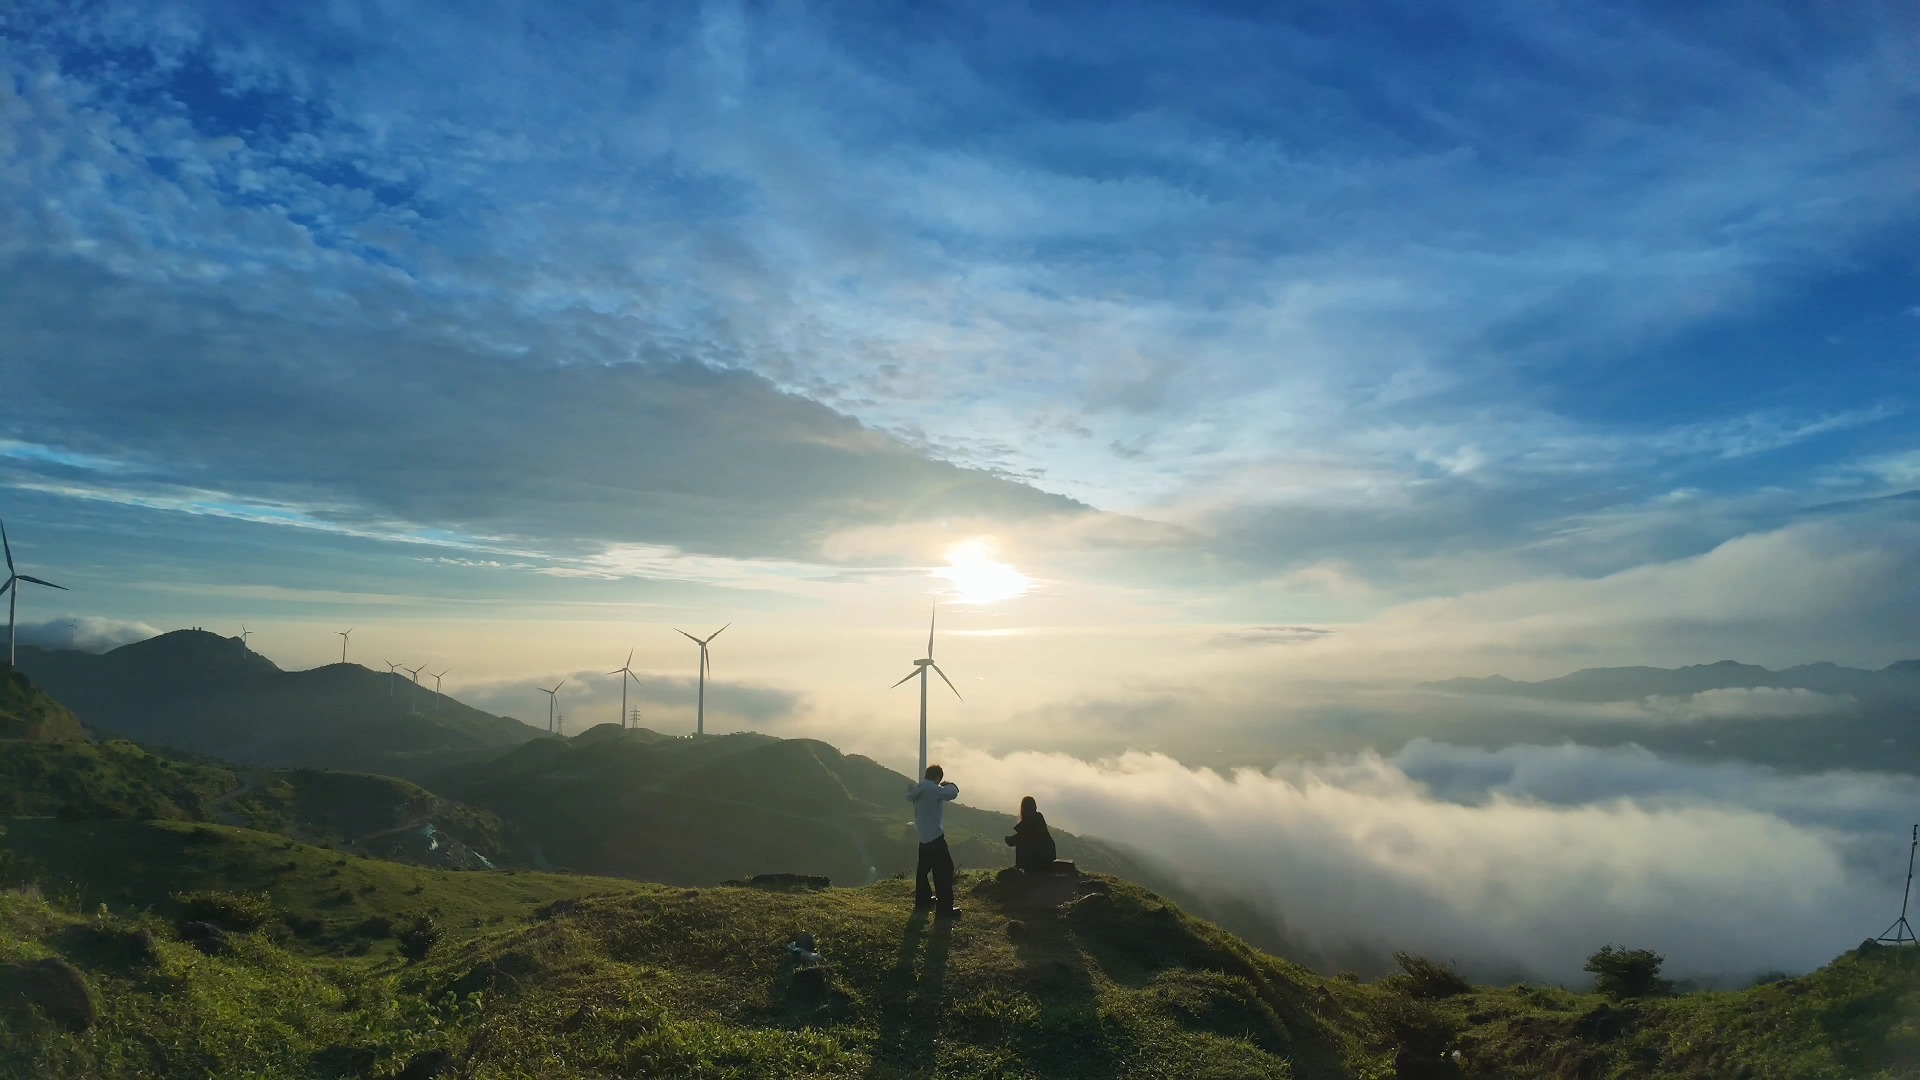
[907,764,961,917]
[1004,795,1057,873]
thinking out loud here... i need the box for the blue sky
[1,0,1917,743]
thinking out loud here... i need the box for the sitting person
[1004,795,1057,872]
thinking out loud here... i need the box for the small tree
[1584,945,1673,999]
[397,913,441,962]
[1386,951,1473,999]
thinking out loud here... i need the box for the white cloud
[12,615,159,652]
[938,740,1915,983]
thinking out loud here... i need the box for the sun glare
[935,539,1029,605]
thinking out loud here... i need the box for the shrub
[171,888,279,932]
[397,913,441,961]
[1385,952,1473,999]
[1584,945,1673,999]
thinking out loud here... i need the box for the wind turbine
[607,649,641,729]
[239,625,252,655]
[337,628,352,664]
[1,519,68,666]
[384,659,401,697]
[675,623,729,736]
[891,606,960,778]
[429,669,448,715]
[402,663,426,714]
[537,678,565,734]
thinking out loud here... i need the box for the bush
[1584,945,1673,999]
[1385,951,1473,999]
[398,913,441,962]
[172,889,279,932]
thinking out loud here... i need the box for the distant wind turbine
[384,659,401,697]
[675,623,729,736]
[537,679,565,734]
[430,669,448,715]
[337,628,353,664]
[1,519,67,667]
[607,649,641,729]
[891,606,961,778]
[402,663,426,714]
[238,625,252,655]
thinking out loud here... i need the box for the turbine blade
[0,579,10,599]
[606,668,624,676]
[709,622,730,642]
[891,669,921,689]
[16,576,65,590]
[928,606,936,657]
[932,663,963,701]
[557,677,566,690]
[676,629,702,645]
[625,647,634,667]
[1,520,11,574]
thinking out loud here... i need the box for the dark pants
[915,835,956,911]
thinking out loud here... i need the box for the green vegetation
[0,739,231,820]
[2,846,1916,1079]
[1,818,645,957]
[1586,945,1676,1000]
[0,666,85,743]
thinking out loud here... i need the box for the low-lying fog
[945,737,1917,987]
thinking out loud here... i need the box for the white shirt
[906,779,959,843]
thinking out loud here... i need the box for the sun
[934,538,1029,605]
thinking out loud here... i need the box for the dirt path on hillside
[205,770,266,823]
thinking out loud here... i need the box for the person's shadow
[866,910,954,1076]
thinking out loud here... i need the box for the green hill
[0,665,85,743]
[1,819,1915,1079]
[16,631,539,780]
[0,735,519,871]
[435,728,1149,889]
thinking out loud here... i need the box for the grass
[4,824,1917,1079]
[1,818,650,957]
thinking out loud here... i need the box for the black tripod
[1877,824,1917,946]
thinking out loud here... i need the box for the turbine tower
[675,623,729,736]
[607,649,641,729]
[403,664,426,715]
[537,679,565,734]
[890,606,961,778]
[337,628,353,664]
[430,669,448,715]
[1,519,68,666]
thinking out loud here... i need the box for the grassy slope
[0,666,85,743]
[2,818,644,957]
[2,831,1916,1080]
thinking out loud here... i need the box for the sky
[5,0,1920,979]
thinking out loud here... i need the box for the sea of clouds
[939,739,1918,985]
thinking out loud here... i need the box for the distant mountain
[434,725,1141,885]
[0,664,86,742]
[16,630,540,779]
[1426,658,1920,703]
